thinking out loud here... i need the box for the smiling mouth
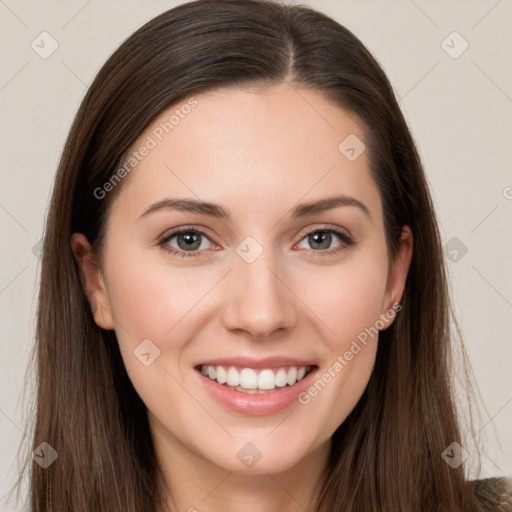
[196,364,317,394]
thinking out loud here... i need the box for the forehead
[109,83,381,224]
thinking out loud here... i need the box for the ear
[379,225,413,330]
[70,233,115,330]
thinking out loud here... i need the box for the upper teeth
[200,365,310,390]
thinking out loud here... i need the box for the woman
[11,0,511,510]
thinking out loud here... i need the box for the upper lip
[196,356,318,370]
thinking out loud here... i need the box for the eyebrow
[139,194,372,221]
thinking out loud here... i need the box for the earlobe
[70,233,115,330]
[380,226,413,329]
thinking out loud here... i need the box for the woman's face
[73,82,412,475]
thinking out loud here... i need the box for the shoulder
[470,477,512,511]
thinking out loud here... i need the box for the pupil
[178,232,201,250]
[310,231,331,250]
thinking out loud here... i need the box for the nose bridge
[221,240,297,338]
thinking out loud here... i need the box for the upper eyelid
[296,223,352,239]
[160,224,215,240]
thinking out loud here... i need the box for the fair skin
[72,82,413,512]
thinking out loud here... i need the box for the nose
[220,249,299,340]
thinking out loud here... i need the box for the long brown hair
[9,0,494,510]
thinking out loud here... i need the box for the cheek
[105,249,214,340]
[295,253,389,351]
[291,252,387,427]
[102,252,204,415]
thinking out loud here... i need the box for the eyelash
[157,224,356,258]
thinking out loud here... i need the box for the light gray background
[1,0,511,509]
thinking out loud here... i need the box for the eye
[158,227,216,258]
[295,226,355,256]
[158,225,356,258]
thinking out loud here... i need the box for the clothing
[472,477,512,511]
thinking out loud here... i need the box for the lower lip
[196,367,318,416]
